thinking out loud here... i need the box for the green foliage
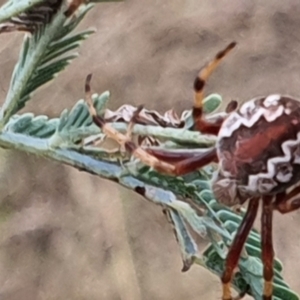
[0,0,45,23]
[0,1,298,300]
[0,3,94,127]
[6,113,58,138]
[5,91,110,141]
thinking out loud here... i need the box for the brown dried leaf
[104,104,185,128]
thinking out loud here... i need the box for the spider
[84,42,300,300]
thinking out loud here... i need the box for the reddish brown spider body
[212,95,300,300]
[213,95,300,206]
[85,42,300,300]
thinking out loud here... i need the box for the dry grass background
[0,0,300,299]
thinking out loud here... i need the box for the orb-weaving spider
[84,42,300,300]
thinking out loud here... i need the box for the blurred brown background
[0,0,300,299]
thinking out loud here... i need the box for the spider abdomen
[212,95,300,205]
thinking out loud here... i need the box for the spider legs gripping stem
[221,198,259,300]
[261,196,274,300]
[84,74,217,176]
[192,41,236,135]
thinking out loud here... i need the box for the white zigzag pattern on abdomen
[219,95,287,138]
[247,132,300,194]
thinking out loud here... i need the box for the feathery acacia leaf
[4,91,109,141]
[50,91,109,146]
[0,1,298,298]
[0,4,94,128]
[5,113,58,138]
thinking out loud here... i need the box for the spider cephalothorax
[84,42,300,300]
[212,95,300,206]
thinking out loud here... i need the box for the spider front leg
[84,74,217,176]
[192,41,236,135]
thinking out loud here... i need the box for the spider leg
[221,197,259,300]
[193,41,236,135]
[232,285,251,300]
[85,74,217,176]
[226,100,239,113]
[273,186,300,214]
[65,0,85,17]
[145,147,217,168]
[126,104,144,140]
[261,195,274,300]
